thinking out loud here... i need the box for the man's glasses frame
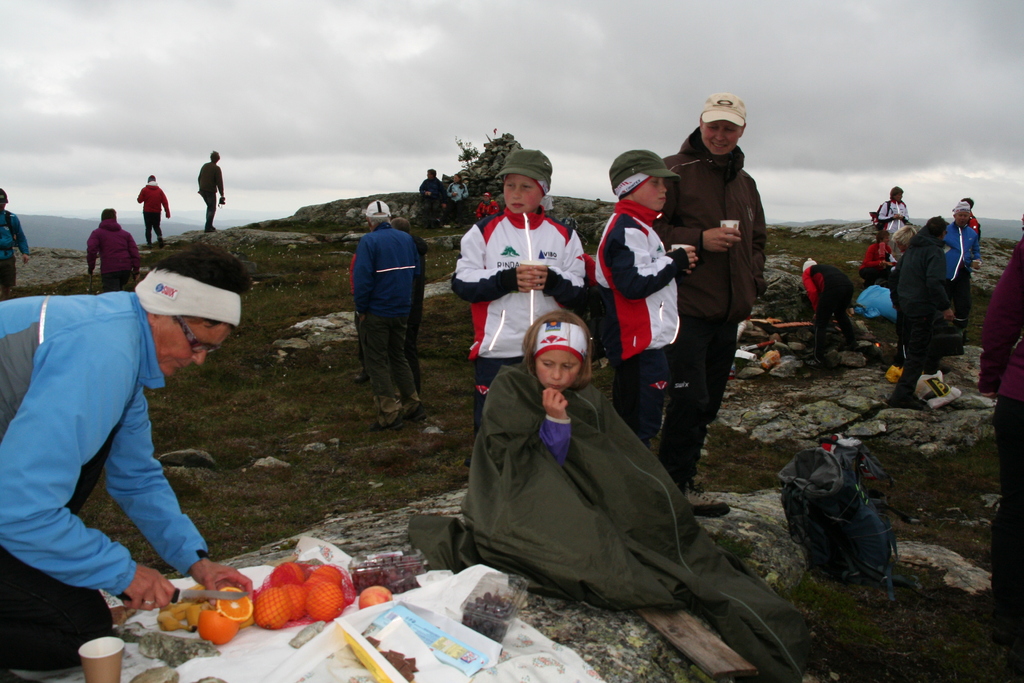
[173,315,221,353]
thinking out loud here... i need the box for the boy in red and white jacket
[453,149,587,431]
[596,150,694,444]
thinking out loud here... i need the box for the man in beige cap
[654,93,767,517]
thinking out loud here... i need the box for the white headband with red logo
[534,321,589,362]
[135,269,241,326]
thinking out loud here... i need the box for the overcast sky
[2,0,1022,223]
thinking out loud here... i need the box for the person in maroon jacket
[137,175,171,248]
[86,209,140,293]
[979,236,1024,673]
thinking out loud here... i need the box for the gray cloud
[2,0,1022,221]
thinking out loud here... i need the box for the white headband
[534,321,588,362]
[614,173,650,199]
[135,269,242,326]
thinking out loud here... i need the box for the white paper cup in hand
[720,220,739,230]
[78,636,124,683]
[671,244,686,251]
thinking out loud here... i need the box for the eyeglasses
[173,316,221,353]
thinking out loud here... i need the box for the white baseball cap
[365,200,391,218]
[701,93,746,126]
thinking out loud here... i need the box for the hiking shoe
[404,405,427,422]
[367,419,404,432]
[353,371,370,384]
[887,394,928,411]
[805,358,823,368]
[686,488,730,517]
[993,614,1021,647]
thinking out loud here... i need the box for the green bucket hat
[609,150,678,193]
[498,149,553,186]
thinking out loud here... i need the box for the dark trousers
[360,313,419,426]
[444,200,464,226]
[945,271,972,330]
[890,313,942,402]
[0,435,115,670]
[892,310,906,367]
[612,348,669,447]
[100,270,131,293]
[200,190,218,232]
[859,265,891,288]
[473,356,523,432]
[420,198,443,229]
[143,211,163,245]
[993,395,1024,621]
[404,317,421,394]
[812,284,855,362]
[658,317,737,490]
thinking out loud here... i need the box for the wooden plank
[637,607,758,680]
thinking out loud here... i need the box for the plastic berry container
[460,572,528,643]
[350,550,428,594]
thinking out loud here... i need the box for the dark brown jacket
[654,128,766,324]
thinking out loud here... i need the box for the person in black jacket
[888,217,955,410]
[801,260,856,366]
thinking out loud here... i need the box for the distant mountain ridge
[11,213,276,250]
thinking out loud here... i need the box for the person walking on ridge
[138,175,171,248]
[198,151,225,233]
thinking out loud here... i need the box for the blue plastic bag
[855,285,897,323]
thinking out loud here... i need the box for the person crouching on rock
[859,230,895,288]
[802,259,856,367]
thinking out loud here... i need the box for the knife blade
[171,588,250,602]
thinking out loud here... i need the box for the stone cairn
[442,133,522,196]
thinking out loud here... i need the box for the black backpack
[779,436,917,599]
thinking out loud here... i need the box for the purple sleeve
[539,418,571,466]
[980,240,1024,395]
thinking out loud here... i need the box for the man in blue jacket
[0,188,31,301]
[0,244,253,670]
[419,169,446,229]
[946,201,982,341]
[353,200,424,430]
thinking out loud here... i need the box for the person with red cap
[137,175,171,248]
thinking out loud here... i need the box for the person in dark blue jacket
[945,201,982,341]
[353,200,424,430]
[418,169,446,229]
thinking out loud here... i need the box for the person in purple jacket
[87,208,140,293]
[521,309,593,465]
[979,235,1024,674]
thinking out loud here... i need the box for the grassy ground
[14,223,1013,681]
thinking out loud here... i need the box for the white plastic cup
[671,244,686,251]
[78,636,124,683]
[720,220,739,231]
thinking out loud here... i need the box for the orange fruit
[216,587,253,622]
[198,610,239,645]
[254,586,292,630]
[305,581,347,622]
[306,565,344,588]
[280,583,308,622]
[269,562,307,588]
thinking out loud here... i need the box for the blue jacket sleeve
[11,214,29,254]
[353,238,374,313]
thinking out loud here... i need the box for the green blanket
[409,364,809,682]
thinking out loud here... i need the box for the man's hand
[542,388,568,420]
[943,308,955,322]
[701,226,742,252]
[189,558,254,596]
[21,254,29,265]
[516,264,547,292]
[166,211,171,219]
[218,196,226,206]
[122,564,177,610]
